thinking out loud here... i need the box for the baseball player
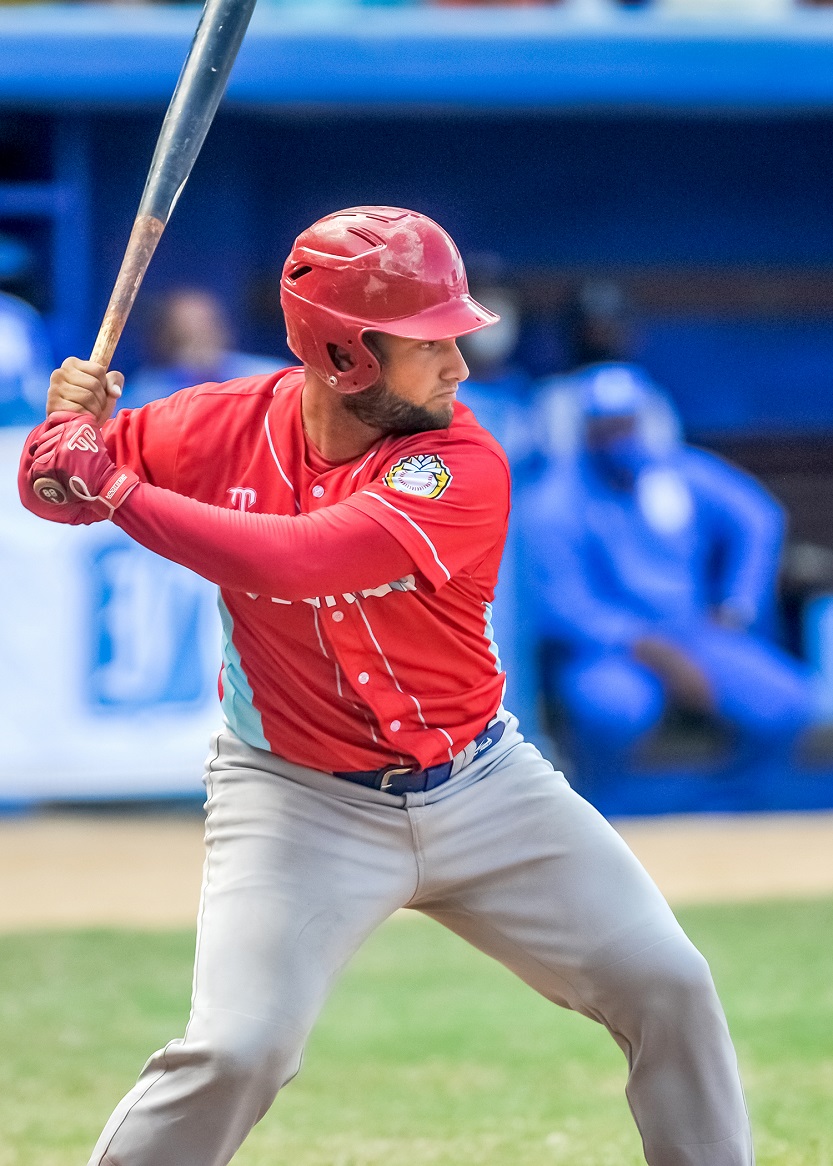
[19,207,753,1166]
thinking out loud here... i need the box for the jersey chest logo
[228,487,257,512]
[384,453,452,500]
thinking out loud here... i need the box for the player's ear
[326,344,355,373]
[362,331,386,363]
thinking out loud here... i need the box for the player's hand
[18,418,104,525]
[27,412,139,521]
[46,356,124,424]
[632,635,714,714]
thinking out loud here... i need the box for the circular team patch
[384,453,453,499]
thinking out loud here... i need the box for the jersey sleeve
[113,483,416,599]
[342,435,511,591]
[102,388,199,490]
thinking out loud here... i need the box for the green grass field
[0,899,831,1166]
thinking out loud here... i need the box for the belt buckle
[379,765,414,792]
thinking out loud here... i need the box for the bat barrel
[87,0,257,372]
[138,0,257,225]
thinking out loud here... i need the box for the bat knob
[33,477,69,506]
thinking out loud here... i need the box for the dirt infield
[1,810,832,932]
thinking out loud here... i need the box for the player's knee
[647,937,715,1007]
[626,934,720,1028]
[562,658,663,746]
[589,932,720,1032]
[202,1016,305,1112]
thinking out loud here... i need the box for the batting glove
[28,411,139,521]
[19,418,99,526]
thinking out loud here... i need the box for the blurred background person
[456,268,535,473]
[0,233,53,428]
[121,287,279,409]
[520,360,814,777]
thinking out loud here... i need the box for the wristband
[70,466,140,520]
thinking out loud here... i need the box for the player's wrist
[79,465,140,520]
[66,464,139,520]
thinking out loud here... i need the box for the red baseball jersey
[102,366,511,773]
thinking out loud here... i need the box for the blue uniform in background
[521,364,812,768]
[0,291,53,427]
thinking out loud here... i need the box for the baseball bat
[34,0,257,505]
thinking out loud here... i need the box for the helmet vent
[288,265,312,281]
[347,227,385,249]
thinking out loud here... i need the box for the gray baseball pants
[89,717,754,1166]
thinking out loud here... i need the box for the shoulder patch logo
[384,453,452,499]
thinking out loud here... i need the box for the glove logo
[384,453,452,500]
[66,424,99,454]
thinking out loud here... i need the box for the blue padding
[5,7,833,109]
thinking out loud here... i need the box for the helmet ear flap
[284,295,381,393]
[326,343,355,373]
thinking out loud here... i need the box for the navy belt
[334,720,506,795]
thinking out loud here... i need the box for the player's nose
[445,340,469,384]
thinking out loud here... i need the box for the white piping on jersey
[482,601,503,673]
[437,727,455,751]
[356,598,455,761]
[364,491,451,582]
[264,412,300,513]
[311,605,330,659]
[314,607,383,748]
[351,448,378,479]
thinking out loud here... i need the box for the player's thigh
[558,651,665,735]
[419,743,685,1013]
[683,627,811,731]
[192,730,415,1034]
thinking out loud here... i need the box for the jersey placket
[316,592,428,760]
[299,462,411,758]
[300,448,455,768]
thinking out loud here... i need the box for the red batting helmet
[280,206,499,393]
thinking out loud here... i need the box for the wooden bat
[34,0,257,504]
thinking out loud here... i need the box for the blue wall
[72,111,833,435]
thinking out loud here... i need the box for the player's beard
[342,378,454,435]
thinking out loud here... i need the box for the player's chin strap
[69,467,140,521]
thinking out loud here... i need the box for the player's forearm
[113,481,416,599]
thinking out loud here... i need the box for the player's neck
[301,374,384,464]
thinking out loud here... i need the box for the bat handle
[33,477,69,506]
[32,214,167,507]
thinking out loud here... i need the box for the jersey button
[390,720,401,732]
[357,671,369,685]
[311,484,325,498]
[331,611,344,623]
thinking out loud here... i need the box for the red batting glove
[19,418,101,526]
[27,411,139,521]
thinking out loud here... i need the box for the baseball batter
[19,207,753,1165]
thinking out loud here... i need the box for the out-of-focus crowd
[2,226,825,785]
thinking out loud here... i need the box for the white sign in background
[1,427,223,801]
